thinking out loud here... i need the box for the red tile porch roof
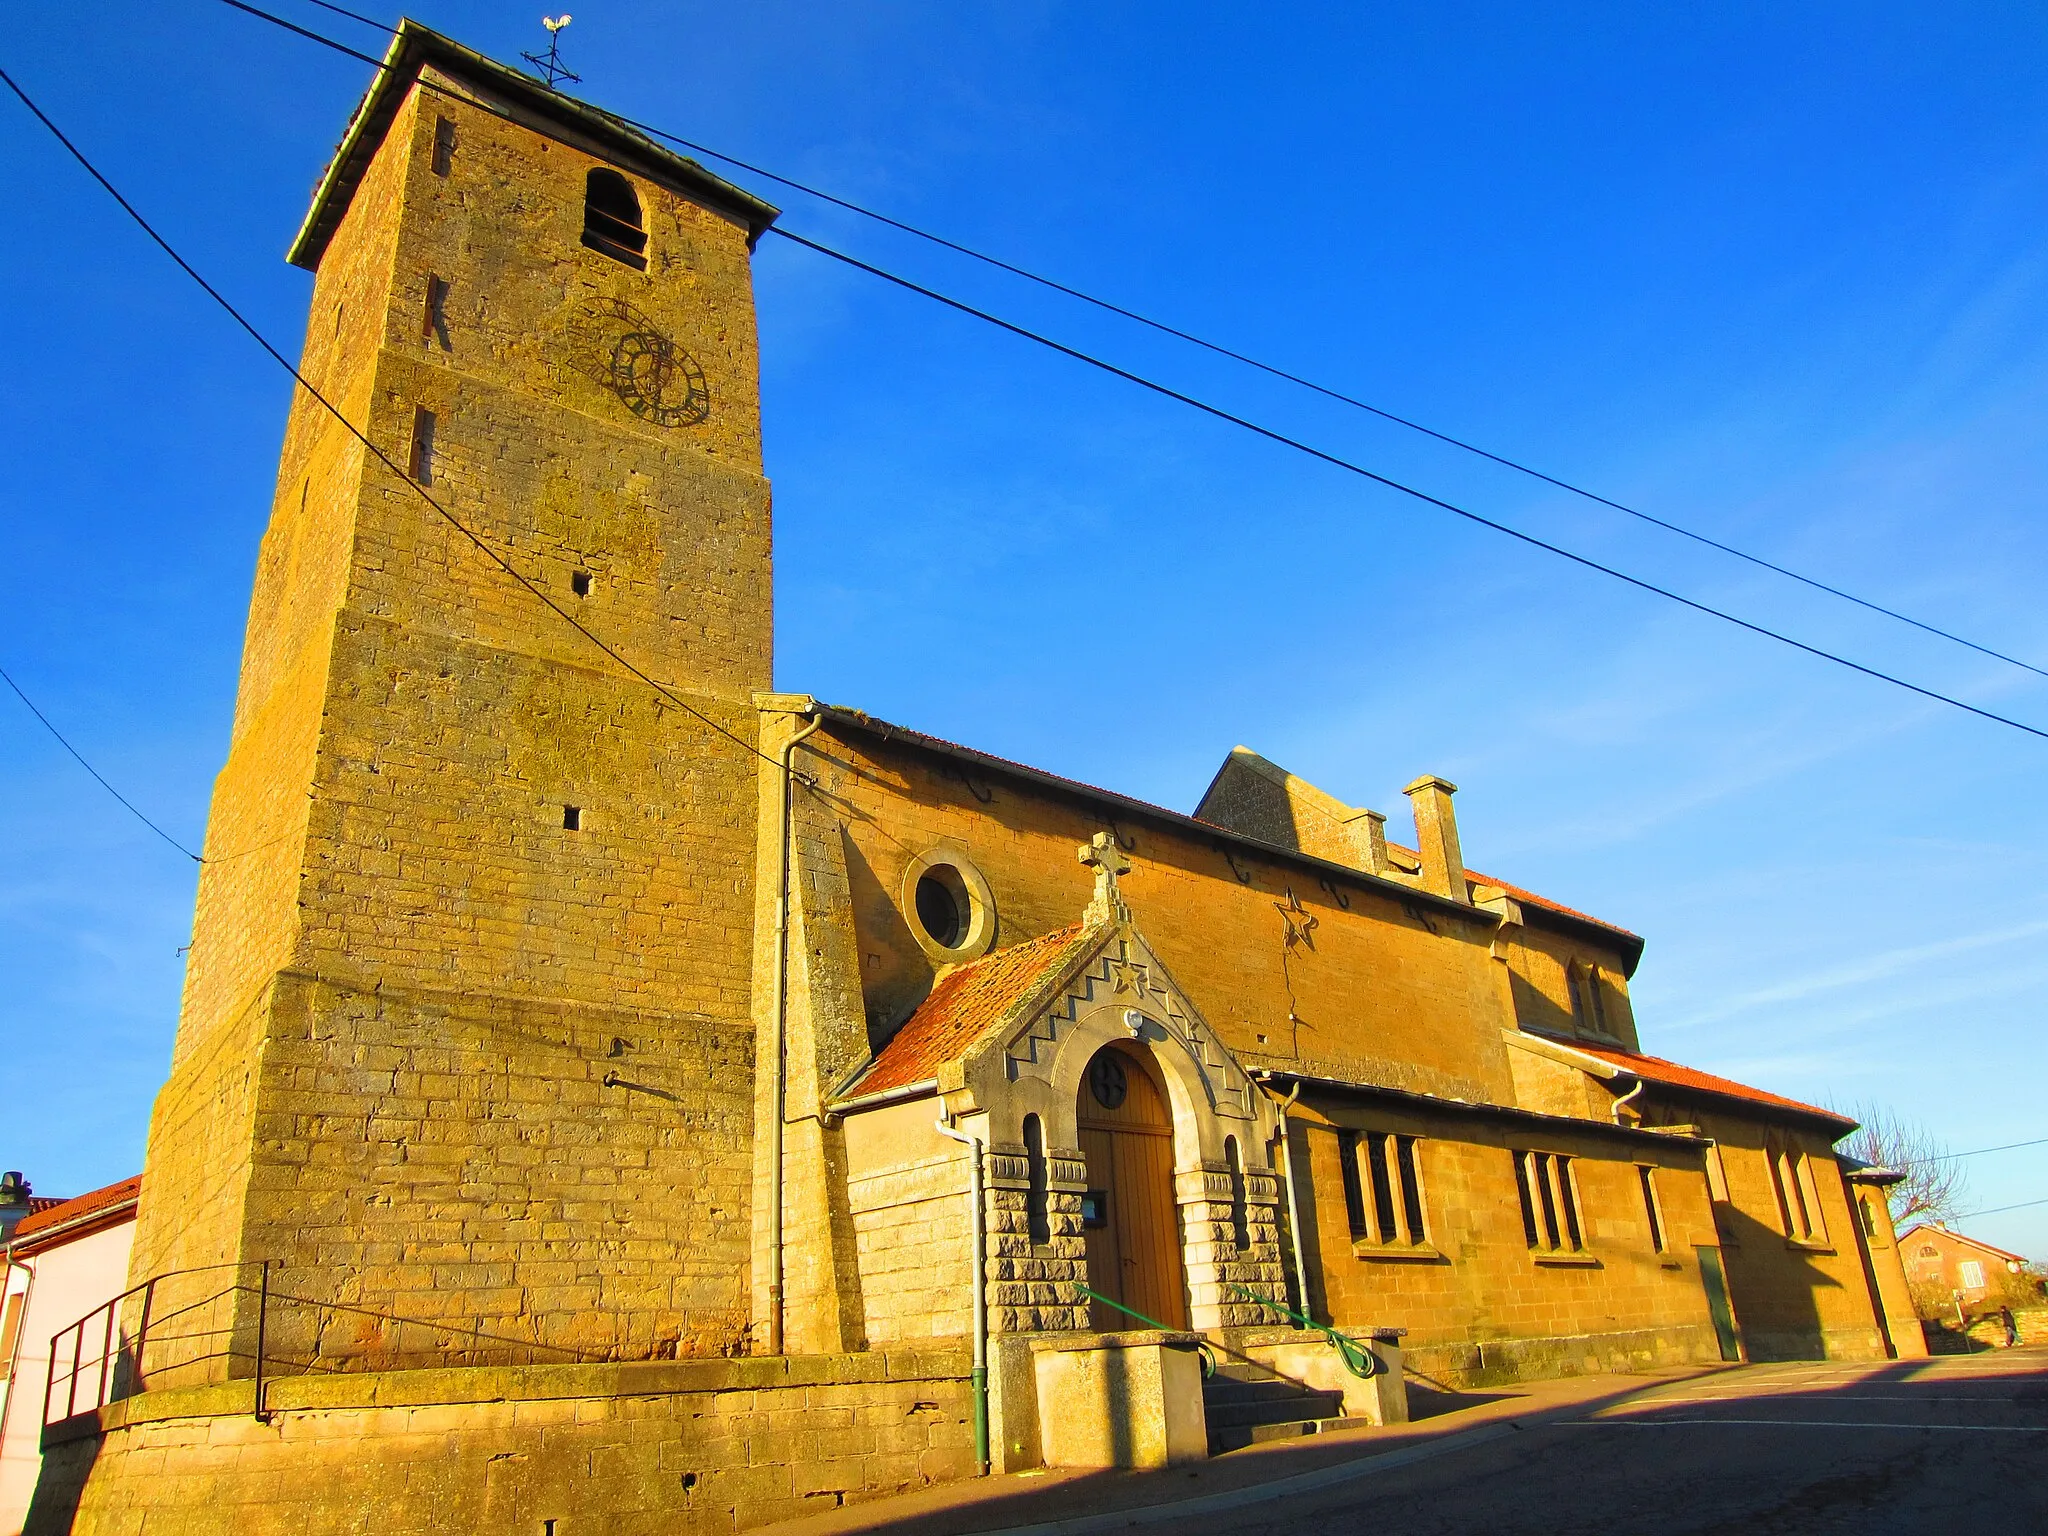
[849,925,1091,1097]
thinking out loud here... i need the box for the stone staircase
[1202,1357,1361,1451]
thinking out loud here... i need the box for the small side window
[430,116,455,177]
[582,168,648,269]
[1023,1113,1050,1247]
[1514,1149,1583,1253]
[1224,1135,1250,1251]
[1638,1165,1666,1252]
[1336,1129,1368,1239]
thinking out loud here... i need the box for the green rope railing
[1224,1283,1380,1379]
[1070,1284,1216,1378]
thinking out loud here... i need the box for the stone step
[1201,1362,1347,1452]
[1203,1377,1347,1413]
[1209,1414,1375,1453]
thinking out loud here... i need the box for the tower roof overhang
[287,18,780,271]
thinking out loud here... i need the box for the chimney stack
[1404,776,1468,903]
[1344,808,1390,876]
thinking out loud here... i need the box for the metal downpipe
[1270,1082,1315,1322]
[934,1113,990,1474]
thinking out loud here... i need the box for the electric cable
[296,0,389,30]
[0,661,202,861]
[20,20,2048,780]
[767,228,2048,745]
[1914,1136,2048,1166]
[1953,1195,2048,1220]
[229,0,2048,686]
[200,1,2048,744]
[0,62,795,791]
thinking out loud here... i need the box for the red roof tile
[1466,870,1638,941]
[1568,1044,1850,1127]
[851,925,1092,1097]
[10,1175,142,1250]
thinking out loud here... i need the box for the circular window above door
[900,848,997,964]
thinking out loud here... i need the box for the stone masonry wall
[846,1145,974,1347]
[129,72,775,1358]
[985,1144,1089,1333]
[1293,1097,1726,1375]
[1695,1106,1892,1362]
[35,1353,973,1536]
[802,724,1534,1113]
[1177,1163,1288,1331]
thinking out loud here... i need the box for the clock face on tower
[578,296,710,428]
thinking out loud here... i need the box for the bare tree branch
[1837,1102,1971,1228]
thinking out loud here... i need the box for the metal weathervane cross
[523,15,582,89]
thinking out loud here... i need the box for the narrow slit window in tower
[582,169,648,269]
[409,407,436,484]
[423,275,451,349]
[563,805,582,831]
[431,116,455,176]
[571,571,592,597]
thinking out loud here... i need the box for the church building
[29,21,1922,1536]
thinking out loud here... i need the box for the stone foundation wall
[1405,1322,1722,1389]
[33,1352,972,1536]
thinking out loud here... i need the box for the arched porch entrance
[1076,1042,1189,1331]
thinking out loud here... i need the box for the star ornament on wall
[1275,888,1318,951]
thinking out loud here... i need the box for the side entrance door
[1695,1244,1744,1361]
[1077,1044,1189,1331]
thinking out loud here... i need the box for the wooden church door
[1076,1044,1189,1331]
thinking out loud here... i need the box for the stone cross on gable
[1079,831,1131,925]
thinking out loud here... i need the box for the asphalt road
[1232,1352,2048,1536]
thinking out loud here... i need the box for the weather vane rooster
[523,14,581,89]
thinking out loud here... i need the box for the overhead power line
[195,1,2048,744]
[294,0,389,30]
[0,662,201,861]
[1916,1136,2048,1167]
[767,229,2048,745]
[0,64,794,801]
[1953,1195,2048,1221]
[227,0,2048,688]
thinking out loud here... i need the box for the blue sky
[3,2,2046,1258]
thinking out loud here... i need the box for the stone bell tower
[130,22,780,1367]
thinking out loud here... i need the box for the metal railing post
[97,1300,116,1408]
[129,1276,157,1400]
[44,1322,62,1426]
[252,1261,271,1421]
[64,1319,81,1419]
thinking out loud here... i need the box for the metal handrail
[44,1262,618,1427]
[1224,1283,1380,1378]
[1069,1283,1215,1377]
